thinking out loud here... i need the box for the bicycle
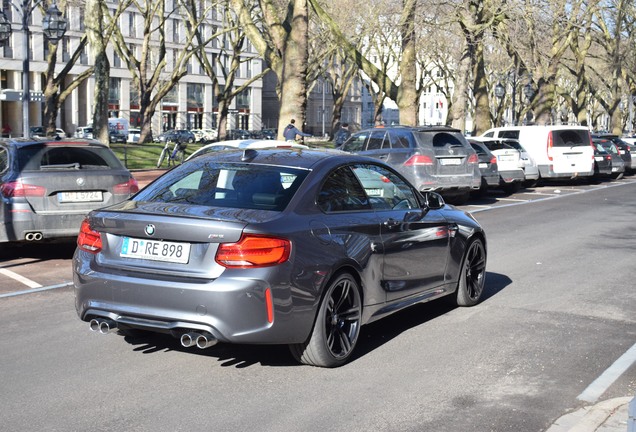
[157,141,187,168]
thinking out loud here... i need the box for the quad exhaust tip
[25,232,43,241]
[89,318,117,334]
[181,331,217,350]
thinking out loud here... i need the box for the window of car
[341,133,368,152]
[414,130,467,148]
[135,161,308,211]
[365,131,388,150]
[553,130,589,147]
[317,166,371,212]
[17,144,124,171]
[351,164,419,211]
[0,145,8,174]
[499,130,520,139]
[388,130,412,149]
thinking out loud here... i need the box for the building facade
[0,1,263,138]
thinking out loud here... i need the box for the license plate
[58,191,103,203]
[365,188,383,196]
[478,163,488,169]
[120,237,191,264]
[497,155,515,161]
[594,156,604,161]
[439,158,461,165]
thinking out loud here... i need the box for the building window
[79,7,85,31]
[237,88,250,109]
[173,19,179,42]
[128,12,135,38]
[113,52,121,68]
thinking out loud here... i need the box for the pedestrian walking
[283,119,311,142]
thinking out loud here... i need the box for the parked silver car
[74,149,487,368]
[339,126,481,204]
[0,138,139,244]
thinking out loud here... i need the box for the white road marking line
[0,282,73,298]
[0,268,42,289]
[577,342,636,403]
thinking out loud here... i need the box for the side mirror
[422,191,445,210]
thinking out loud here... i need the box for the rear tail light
[547,131,554,161]
[467,153,479,164]
[113,178,139,195]
[380,175,390,183]
[77,218,102,253]
[490,156,497,165]
[403,155,434,166]
[216,235,291,268]
[590,135,596,159]
[0,181,47,198]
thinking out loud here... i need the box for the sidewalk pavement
[131,169,166,188]
[546,396,635,432]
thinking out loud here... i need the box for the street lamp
[0,1,67,138]
[494,82,505,126]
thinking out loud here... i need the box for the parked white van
[480,126,594,180]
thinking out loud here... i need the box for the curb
[546,397,633,432]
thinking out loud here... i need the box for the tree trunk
[86,0,110,145]
[277,0,310,139]
[472,36,490,135]
[448,42,471,131]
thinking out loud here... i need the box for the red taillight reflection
[404,155,434,166]
[215,235,291,268]
[113,178,139,195]
[467,153,479,164]
[77,218,102,253]
[0,181,46,198]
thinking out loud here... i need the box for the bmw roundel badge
[145,224,156,236]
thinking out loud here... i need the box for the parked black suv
[339,126,481,203]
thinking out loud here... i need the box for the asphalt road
[0,179,635,431]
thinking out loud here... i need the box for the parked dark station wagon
[0,138,139,245]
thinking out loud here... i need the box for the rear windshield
[18,144,124,170]
[552,130,590,147]
[482,140,522,151]
[134,160,309,212]
[414,131,468,148]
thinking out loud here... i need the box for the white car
[128,128,141,143]
[191,128,218,143]
[186,139,308,161]
[472,137,538,193]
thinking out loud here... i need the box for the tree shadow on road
[119,271,512,368]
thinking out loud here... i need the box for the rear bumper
[538,165,594,179]
[73,250,316,345]
[1,208,86,242]
[498,170,525,183]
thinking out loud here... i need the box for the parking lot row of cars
[337,125,634,203]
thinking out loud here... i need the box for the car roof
[187,139,309,160]
[192,147,365,170]
[359,125,463,133]
[0,137,108,148]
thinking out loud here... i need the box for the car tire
[501,182,521,195]
[454,238,487,307]
[289,272,362,368]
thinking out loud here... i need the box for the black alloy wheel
[290,273,362,368]
[455,238,487,307]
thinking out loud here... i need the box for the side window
[351,164,419,211]
[317,166,371,212]
[500,130,519,139]
[389,130,412,149]
[0,146,8,174]
[483,131,494,138]
[341,133,367,152]
[366,131,387,150]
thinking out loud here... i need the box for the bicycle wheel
[157,148,168,168]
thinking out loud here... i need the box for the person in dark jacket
[283,119,311,142]
[334,123,351,146]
